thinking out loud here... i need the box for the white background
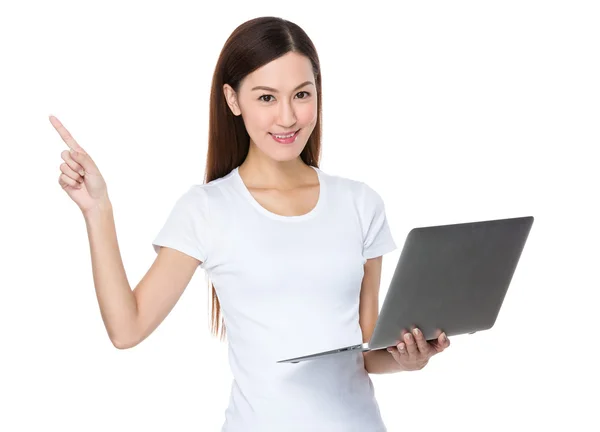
[1,0,599,431]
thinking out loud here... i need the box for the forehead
[242,52,314,91]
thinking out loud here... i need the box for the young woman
[52,16,450,432]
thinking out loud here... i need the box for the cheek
[298,104,317,126]
[243,111,270,132]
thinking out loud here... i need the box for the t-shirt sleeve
[359,182,397,260]
[152,185,210,265]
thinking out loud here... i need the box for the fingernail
[414,328,420,336]
[398,343,405,351]
[79,170,85,176]
[441,333,447,342]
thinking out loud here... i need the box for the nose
[276,99,297,129]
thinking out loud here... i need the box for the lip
[269,129,300,137]
[269,129,300,145]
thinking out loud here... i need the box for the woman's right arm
[50,115,200,350]
[84,197,201,349]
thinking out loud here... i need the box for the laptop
[277,216,534,364]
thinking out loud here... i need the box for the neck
[239,143,314,190]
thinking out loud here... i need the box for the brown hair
[203,16,323,339]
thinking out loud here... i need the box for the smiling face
[223,51,318,163]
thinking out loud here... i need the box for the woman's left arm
[359,256,450,374]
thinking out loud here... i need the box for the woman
[52,16,450,432]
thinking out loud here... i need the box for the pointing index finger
[49,115,84,153]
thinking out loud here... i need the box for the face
[223,51,318,162]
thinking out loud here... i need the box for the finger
[398,329,410,344]
[49,115,85,153]
[439,332,450,350]
[387,343,406,363]
[387,346,402,364]
[60,163,84,183]
[404,332,418,356]
[412,328,430,354]
[431,332,450,353]
[61,150,86,176]
[70,148,98,174]
[396,342,407,356]
[58,173,81,189]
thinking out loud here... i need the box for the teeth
[274,132,296,139]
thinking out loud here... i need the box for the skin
[223,51,321,216]
[223,51,450,373]
[50,51,450,369]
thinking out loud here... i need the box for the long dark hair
[204,16,323,339]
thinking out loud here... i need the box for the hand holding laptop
[385,327,450,371]
[278,216,533,364]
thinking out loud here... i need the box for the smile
[269,129,300,144]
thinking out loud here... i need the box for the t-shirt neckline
[233,165,325,222]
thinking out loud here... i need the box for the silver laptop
[277,216,534,364]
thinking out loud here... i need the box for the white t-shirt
[152,165,397,432]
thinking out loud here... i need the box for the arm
[359,256,406,374]
[84,198,200,349]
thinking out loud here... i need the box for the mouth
[269,129,300,144]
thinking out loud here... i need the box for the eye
[259,94,275,103]
[258,91,311,103]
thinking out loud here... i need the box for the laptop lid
[368,216,534,350]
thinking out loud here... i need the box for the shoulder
[318,168,383,205]
[180,168,238,202]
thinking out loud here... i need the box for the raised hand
[50,115,110,215]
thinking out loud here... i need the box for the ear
[223,83,241,116]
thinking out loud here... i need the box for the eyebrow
[251,81,314,93]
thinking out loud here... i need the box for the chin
[261,141,307,162]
